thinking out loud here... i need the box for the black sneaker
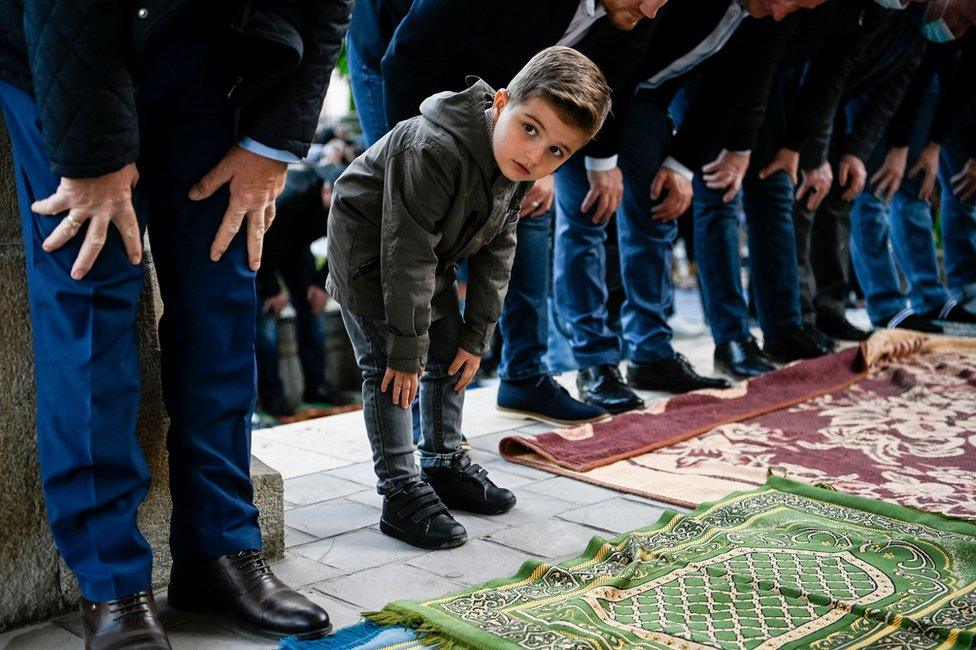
[380,482,467,550]
[882,310,943,333]
[423,454,516,516]
[922,302,976,325]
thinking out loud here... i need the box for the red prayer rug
[500,330,976,519]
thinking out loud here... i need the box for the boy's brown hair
[507,46,612,138]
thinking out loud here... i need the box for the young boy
[327,47,611,549]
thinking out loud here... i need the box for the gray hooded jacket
[326,80,530,373]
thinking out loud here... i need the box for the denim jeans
[340,305,466,494]
[850,82,953,324]
[497,212,553,380]
[554,90,677,367]
[346,37,390,147]
[693,170,803,344]
[940,135,976,302]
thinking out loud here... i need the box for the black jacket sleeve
[23,1,138,178]
[241,0,351,157]
[886,49,940,149]
[929,34,976,146]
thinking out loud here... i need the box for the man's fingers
[592,193,611,224]
[246,210,265,271]
[758,163,777,181]
[32,191,70,216]
[188,163,231,201]
[264,203,276,231]
[702,158,721,174]
[959,182,976,202]
[722,182,739,205]
[907,162,923,180]
[70,218,110,280]
[210,204,247,262]
[839,164,850,187]
[115,206,143,264]
[42,209,86,253]
[580,189,597,214]
[650,172,666,200]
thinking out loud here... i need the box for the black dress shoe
[168,550,331,639]
[577,364,645,414]
[80,590,171,650]
[763,325,833,363]
[379,481,467,549]
[922,303,976,324]
[714,338,776,378]
[804,324,837,352]
[817,314,871,342]
[881,311,943,333]
[423,454,516,515]
[627,353,731,394]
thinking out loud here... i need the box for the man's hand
[33,163,142,280]
[838,154,867,202]
[951,157,976,203]
[307,285,329,315]
[263,291,290,315]
[908,141,941,202]
[381,368,420,409]
[704,149,752,203]
[448,348,482,393]
[650,167,692,221]
[796,162,833,211]
[759,148,799,185]
[519,174,555,218]
[189,146,287,270]
[870,146,908,205]
[581,167,623,224]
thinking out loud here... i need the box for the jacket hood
[419,78,498,177]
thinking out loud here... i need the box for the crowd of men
[346,0,976,426]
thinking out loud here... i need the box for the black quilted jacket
[0,0,350,178]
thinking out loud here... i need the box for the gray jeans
[340,305,466,495]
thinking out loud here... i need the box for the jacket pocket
[350,257,381,280]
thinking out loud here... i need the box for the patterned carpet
[501,331,976,520]
[284,477,976,649]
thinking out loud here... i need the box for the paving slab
[485,490,575,526]
[163,616,274,649]
[300,588,366,631]
[406,539,537,585]
[482,460,555,481]
[557,498,668,535]
[284,526,319,549]
[290,527,425,573]
[314,565,467,612]
[326,461,378,487]
[284,498,381,540]
[488,518,608,558]
[269,552,343,588]
[284,472,365,506]
[251,438,347,480]
[0,623,80,649]
[521,476,621,505]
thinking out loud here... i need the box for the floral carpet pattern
[501,332,976,519]
[302,478,976,649]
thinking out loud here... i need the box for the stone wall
[0,117,283,631]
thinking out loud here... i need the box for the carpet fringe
[362,611,474,649]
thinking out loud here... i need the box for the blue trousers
[347,41,390,148]
[0,13,261,602]
[554,91,676,367]
[940,136,976,302]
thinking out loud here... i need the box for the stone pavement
[1,302,874,649]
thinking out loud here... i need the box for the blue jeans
[693,171,803,344]
[340,306,466,495]
[940,136,976,302]
[0,6,261,602]
[346,36,389,147]
[497,212,553,380]
[554,91,676,367]
[850,83,954,324]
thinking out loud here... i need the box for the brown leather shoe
[79,590,171,649]
[167,549,331,639]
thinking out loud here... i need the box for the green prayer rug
[366,476,976,649]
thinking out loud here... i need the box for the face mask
[874,0,907,9]
[922,18,959,41]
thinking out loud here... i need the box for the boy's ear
[492,89,510,120]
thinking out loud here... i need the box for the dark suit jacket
[380,0,655,158]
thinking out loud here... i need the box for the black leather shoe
[801,323,837,352]
[922,303,976,324]
[881,312,943,333]
[817,314,871,342]
[577,364,645,414]
[379,481,467,549]
[714,338,776,378]
[303,382,354,406]
[627,354,731,394]
[80,590,171,650]
[764,325,833,363]
[168,550,331,639]
[423,454,516,515]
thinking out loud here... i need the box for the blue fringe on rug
[279,621,425,649]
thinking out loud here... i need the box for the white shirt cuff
[584,155,618,172]
[661,156,694,182]
[239,137,302,164]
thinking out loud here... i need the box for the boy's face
[490,90,591,183]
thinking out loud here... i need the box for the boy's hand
[381,368,420,409]
[449,349,481,393]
